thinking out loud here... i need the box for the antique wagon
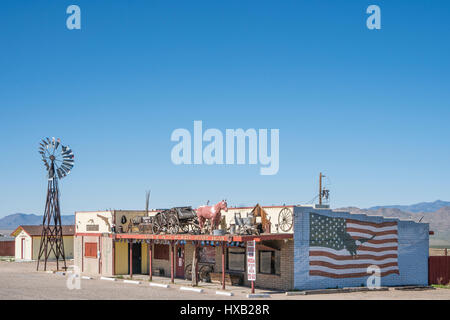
[151,206,201,234]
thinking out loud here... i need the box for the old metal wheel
[151,221,161,234]
[167,215,179,234]
[278,207,293,232]
[180,223,190,233]
[190,223,201,235]
[199,265,212,282]
[184,264,193,280]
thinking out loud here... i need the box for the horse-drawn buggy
[151,206,201,234]
[127,207,201,234]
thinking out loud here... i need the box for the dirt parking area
[0,261,449,300]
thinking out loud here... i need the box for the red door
[176,246,185,278]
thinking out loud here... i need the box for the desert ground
[0,260,449,300]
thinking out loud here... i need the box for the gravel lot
[0,261,449,300]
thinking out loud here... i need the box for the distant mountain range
[338,200,450,248]
[367,200,450,213]
[0,213,75,230]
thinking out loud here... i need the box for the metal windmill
[36,137,74,271]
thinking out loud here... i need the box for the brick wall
[183,241,294,291]
[247,240,294,291]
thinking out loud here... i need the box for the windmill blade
[62,149,72,156]
[61,166,73,174]
[46,137,51,145]
[55,138,60,150]
[61,164,71,171]
[56,168,62,179]
[62,164,74,170]
[59,166,68,175]
[62,161,73,167]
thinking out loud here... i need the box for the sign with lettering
[86,224,99,231]
[247,240,256,281]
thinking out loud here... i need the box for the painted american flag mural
[309,213,400,278]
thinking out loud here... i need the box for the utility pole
[319,172,324,206]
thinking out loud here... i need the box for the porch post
[129,240,133,278]
[170,241,175,284]
[112,239,115,276]
[222,242,226,290]
[148,240,153,281]
[192,242,198,286]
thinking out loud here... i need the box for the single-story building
[73,205,429,291]
[11,225,75,261]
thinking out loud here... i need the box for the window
[154,244,169,260]
[258,250,281,275]
[226,248,246,272]
[85,242,97,258]
[199,247,215,264]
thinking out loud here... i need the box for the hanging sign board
[247,240,256,281]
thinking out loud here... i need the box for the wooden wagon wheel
[180,223,190,233]
[190,222,201,234]
[151,222,160,234]
[199,265,212,282]
[151,216,162,234]
[184,263,193,280]
[167,215,179,234]
[278,207,293,232]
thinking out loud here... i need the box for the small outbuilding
[11,225,75,261]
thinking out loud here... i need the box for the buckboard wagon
[127,207,201,234]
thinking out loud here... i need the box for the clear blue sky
[1,1,449,217]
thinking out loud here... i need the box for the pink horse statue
[196,200,228,233]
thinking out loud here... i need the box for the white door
[21,238,26,259]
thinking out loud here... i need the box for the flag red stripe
[310,251,398,261]
[346,227,397,237]
[310,269,400,279]
[365,239,399,245]
[356,245,398,252]
[346,219,397,228]
[310,261,398,270]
